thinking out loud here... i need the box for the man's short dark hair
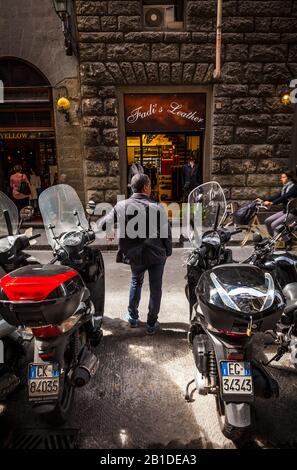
[131,173,150,193]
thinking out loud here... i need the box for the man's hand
[263,201,273,207]
[255,198,263,202]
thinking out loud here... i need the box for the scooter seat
[284,300,297,315]
[283,282,297,302]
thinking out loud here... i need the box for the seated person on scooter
[257,171,297,237]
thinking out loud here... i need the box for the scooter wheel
[43,374,75,426]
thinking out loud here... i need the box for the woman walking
[10,164,32,213]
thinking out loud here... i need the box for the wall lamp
[57,96,71,122]
[52,0,76,56]
[281,93,291,106]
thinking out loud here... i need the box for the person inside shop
[182,155,200,202]
[97,173,172,335]
[10,164,32,213]
[29,168,41,214]
[128,161,144,197]
[256,171,297,237]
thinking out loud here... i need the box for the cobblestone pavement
[2,248,297,449]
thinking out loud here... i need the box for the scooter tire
[43,374,75,426]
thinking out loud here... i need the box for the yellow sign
[0,132,29,139]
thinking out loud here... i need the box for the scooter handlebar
[230,229,242,236]
[28,234,41,241]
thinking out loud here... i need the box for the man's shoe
[146,321,160,335]
[89,328,103,346]
[127,314,139,328]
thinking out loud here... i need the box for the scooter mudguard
[225,402,251,428]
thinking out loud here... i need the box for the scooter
[0,184,105,424]
[0,192,39,401]
[185,182,283,442]
[243,199,297,368]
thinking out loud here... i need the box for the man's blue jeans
[128,262,165,327]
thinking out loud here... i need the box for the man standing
[98,174,172,334]
[182,156,200,202]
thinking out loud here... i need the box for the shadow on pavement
[71,317,214,449]
[3,321,297,449]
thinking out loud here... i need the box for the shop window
[126,132,203,203]
[142,0,184,30]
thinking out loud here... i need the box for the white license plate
[220,361,253,396]
[28,363,60,400]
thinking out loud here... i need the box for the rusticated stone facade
[75,0,297,203]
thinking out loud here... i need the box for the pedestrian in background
[182,156,200,202]
[29,168,41,213]
[10,164,32,213]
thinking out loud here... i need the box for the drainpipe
[213,0,223,80]
[291,104,297,175]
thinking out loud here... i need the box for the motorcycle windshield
[0,191,18,238]
[187,181,227,248]
[39,184,89,249]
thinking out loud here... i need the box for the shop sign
[124,93,206,132]
[0,131,55,140]
[0,131,29,139]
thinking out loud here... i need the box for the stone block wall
[75,0,297,203]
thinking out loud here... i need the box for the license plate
[28,363,60,401]
[220,361,253,396]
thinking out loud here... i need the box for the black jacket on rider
[267,182,297,212]
[98,193,172,267]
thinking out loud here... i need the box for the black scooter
[244,199,297,368]
[0,185,105,424]
[185,182,283,442]
[0,192,39,401]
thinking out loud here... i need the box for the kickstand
[185,378,196,402]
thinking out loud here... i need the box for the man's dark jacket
[98,193,172,266]
[182,164,199,189]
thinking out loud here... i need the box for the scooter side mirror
[20,206,34,221]
[86,200,96,216]
[180,233,189,243]
[253,232,263,243]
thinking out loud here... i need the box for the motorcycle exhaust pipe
[71,347,99,388]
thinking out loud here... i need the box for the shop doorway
[126,132,203,202]
[0,57,57,210]
[124,93,206,203]
[0,137,57,196]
